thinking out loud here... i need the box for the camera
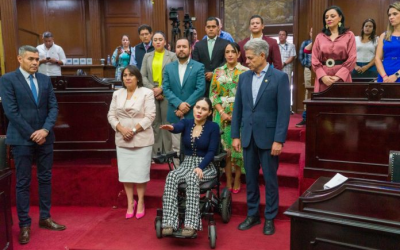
[46,57,50,60]
[169,8,178,22]
[183,14,191,23]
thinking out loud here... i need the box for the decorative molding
[1,0,19,72]
[104,0,141,18]
[89,0,102,65]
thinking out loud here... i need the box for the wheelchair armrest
[213,152,227,162]
[165,151,178,159]
[152,154,167,164]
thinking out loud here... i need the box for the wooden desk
[61,65,115,78]
[285,177,400,250]
[49,76,120,159]
[304,83,400,180]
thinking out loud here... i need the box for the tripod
[170,20,181,52]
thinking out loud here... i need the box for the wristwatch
[395,71,400,79]
[132,128,137,134]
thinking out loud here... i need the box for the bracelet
[382,74,388,78]
[219,109,225,115]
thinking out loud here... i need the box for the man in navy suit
[192,17,229,97]
[0,45,65,245]
[231,39,290,235]
[163,38,205,160]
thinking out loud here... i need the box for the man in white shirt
[162,38,205,162]
[278,30,296,114]
[37,32,66,76]
[278,30,296,81]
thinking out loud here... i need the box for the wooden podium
[285,177,400,250]
[304,83,400,181]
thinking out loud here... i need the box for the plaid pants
[162,155,217,230]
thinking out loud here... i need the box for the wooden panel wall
[17,0,87,57]
[102,0,147,58]
[330,0,391,35]
[0,0,19,72]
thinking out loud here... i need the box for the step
[115,179,298,220]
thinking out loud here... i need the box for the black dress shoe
[18,226,30,244]
[263,219,275,235]
[39,218,66,231]
[238,216,261,230]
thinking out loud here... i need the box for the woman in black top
[160,97,220,237]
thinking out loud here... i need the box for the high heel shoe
[232,187,241,194]
[136,204,145,219]
[125,200,137,219]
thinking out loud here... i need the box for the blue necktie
[29,74,38,104]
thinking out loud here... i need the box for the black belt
[322,60,344,67]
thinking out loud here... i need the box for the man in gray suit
[231,39,290,236]
[163,38,205,159]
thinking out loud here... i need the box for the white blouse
[355,36,378,63]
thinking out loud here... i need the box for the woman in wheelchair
[159,97,220,237]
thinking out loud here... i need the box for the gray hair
[18,45,38,56]
[42,31,53,38]
[244,39,269,58]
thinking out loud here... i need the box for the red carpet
[11,206,290,250]
[10,115,305,249]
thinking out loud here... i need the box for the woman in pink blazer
[108,65,156,219]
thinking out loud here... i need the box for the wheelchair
[153,138,231,249]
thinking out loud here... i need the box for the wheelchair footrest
[163,229,198,239]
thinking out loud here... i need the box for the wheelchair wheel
[208,225,216,249]
[221,191,232,223]
[155,217,162,239]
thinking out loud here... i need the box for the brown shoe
[39,218,66,231]
[18,226,31,244]
[182,227,196,237]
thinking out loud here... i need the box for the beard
[177,53,189,60]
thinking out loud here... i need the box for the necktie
[29,75,38,104]
[145,44,150,51]
[208,39,215,60]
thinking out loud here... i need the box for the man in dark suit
[192,17,229,97]
[231,39,290,235]
[0,45,64,245]
[238,15,282,70]
[134,24,154,70]
[163,38,205,163]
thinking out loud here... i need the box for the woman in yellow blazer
[141,31,178,155]
[108,65,156,219]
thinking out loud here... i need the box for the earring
[325,24,328,29]
[338,22,342,27]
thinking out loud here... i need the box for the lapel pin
[265,79,268,83]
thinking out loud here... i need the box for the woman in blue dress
[376,2,400,83]
[112,35,137,80]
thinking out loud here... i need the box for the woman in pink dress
[312,5,357,92]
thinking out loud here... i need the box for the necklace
[190,122,205,156]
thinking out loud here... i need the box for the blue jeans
[13,143,54,227]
